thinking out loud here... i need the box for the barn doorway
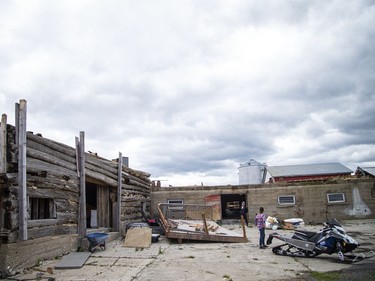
[86,182,113,229]
[221,194,247,220]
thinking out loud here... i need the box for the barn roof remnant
[265,162,353,183]
[355,167,375,177]
[267,162,352,178]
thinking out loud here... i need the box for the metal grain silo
[238,159,267,185]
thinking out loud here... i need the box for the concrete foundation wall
[0,234,78,277]
[151,179,375,224]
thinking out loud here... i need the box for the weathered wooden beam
[17,99,28,241]
[27,219,58,228]
[0,114,7,173]
[122,172,151,188]
[26,147,77,171]
[85,161,118,182]
[122,165,151,179]
[121,190,149,198]
[26,187,78,202]
[92,155,150,177]
[116,152,122,231]
[85,169,118,186]
[123,181,151,194]
[77,131,86,246]
[75,136,80,177]
[86,153,118,176]
[27,138,76,165]
[28,225,78,240]
[54,199,78,213]
[26,132,76,158]
[27,174,79,192]
[26,158,78,178]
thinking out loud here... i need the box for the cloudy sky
[1,0,374,186]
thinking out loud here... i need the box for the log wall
[0,120,151,275]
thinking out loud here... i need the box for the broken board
[54,252,91,269]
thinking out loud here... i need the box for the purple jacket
[255,213,266,229]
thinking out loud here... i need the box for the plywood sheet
[54,252,91,269]
[123,227,152,248]
[205,195,222,221]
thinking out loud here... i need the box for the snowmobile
[266,218,375,262]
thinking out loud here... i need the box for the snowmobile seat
[294,230,316,239]
[293,230,324,243]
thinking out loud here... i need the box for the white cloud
[1,0,374,186]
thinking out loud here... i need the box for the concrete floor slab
[7,220,375,281]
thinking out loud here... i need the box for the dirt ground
[7,219,375,281]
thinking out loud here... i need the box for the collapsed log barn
[0,100,151,276]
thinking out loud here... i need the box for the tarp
[282,218,305,229]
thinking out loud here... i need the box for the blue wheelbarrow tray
[86,232,109,253]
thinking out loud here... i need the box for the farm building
[265,162,353,183]
[1,99,375,276]
[151,177,375,226]
[0,100,151,276]
[355,167,375,178]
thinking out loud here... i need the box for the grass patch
[310,271,341,281]
[223,274,233,281]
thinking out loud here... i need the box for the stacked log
[0,125,19,243]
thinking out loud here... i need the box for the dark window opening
[86,182,97,228]
[167,199,184,210]
[29,197,56,220]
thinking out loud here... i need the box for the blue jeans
[259,227,265,246]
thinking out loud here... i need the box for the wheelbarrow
[86,232,109,253]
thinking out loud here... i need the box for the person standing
[254,207,267,249]
[240,201,248,226]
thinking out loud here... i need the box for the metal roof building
[266,162,353,183]
[355,167,375,177]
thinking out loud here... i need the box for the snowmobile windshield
[328,218,342,227]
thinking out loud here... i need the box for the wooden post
[17,100,28,241]
[0,114,6,230]
[241,215,247,238]
[116,152,122,232]
[0,114,7,173]
[77,131,86,248]
[157,203,170,234]
[202,213,209,235]
[75,136,80,177]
